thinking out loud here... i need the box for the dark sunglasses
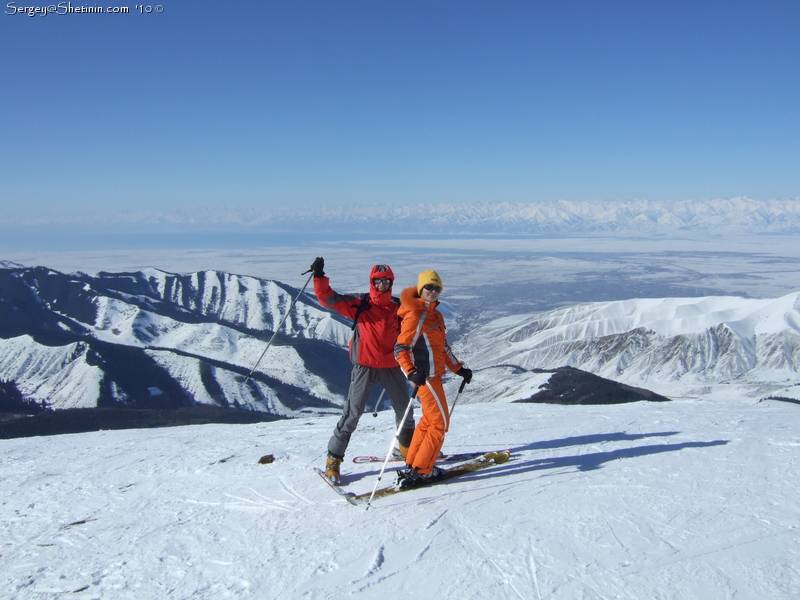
[373,278,392,285]
[422,284,442,293]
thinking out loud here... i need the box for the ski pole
[244,270,315,383]
[366,385,419,510]
[446,377,469,432]
[371,388,386,417]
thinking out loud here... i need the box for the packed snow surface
[2,399,798,599]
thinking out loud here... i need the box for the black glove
[407,369,426,387]
[310,257,325,278]
[456,367,472,384]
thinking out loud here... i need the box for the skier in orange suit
[393,269,472,487]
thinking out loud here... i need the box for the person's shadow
[458,431,729,483]
[343,431,729,486]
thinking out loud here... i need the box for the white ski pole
[446,377,469,431]
[366,385,419,509]
[244,270,314,383]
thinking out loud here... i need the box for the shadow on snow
[345,431,730,488]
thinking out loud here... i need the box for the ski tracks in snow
[187,476,313,513]
[3,401,799,599]
[451,512,532,600]
[344,506,544,599]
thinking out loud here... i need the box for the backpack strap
[351,293,371,331]
[351,294,400,331]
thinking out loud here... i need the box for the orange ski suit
[394,286,465,474]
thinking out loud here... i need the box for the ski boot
[396,465,445,490]
[325,452,343,485]
[391,445,410,461]
[421,466,445,482]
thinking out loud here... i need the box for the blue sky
[2,0,799,219]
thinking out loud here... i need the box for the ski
[352,450,512,505]
[314,467,359,506]
[352,450,496,465]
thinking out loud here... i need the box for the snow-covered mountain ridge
[0,265,353,414]
[15,197,800,234]
[457,292,800,402]
[5,262,800,414]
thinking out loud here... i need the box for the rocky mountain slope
[5,263,799,416]
[456,292,800,402]
[0,265,353,415]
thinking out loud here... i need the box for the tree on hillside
[0,379,46,414]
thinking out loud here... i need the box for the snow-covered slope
[1,400,797,598]
[0,336,103,410]
[0,266,353,414]
[6,262,800,413]
[457,293,800,402]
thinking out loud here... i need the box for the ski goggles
[422,284,442,293]
[373,278,392,286]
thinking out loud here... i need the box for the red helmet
[370,264,394,285]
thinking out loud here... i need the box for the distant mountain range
[456,293,800,402]
[11,197,800,234]
[0,265,353,416]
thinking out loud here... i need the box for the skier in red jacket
[310,257,415,485]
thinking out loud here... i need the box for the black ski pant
[327,364,415,458]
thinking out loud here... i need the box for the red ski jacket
[313,265,402,369]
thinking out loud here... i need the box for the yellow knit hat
[417,270,444,295]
